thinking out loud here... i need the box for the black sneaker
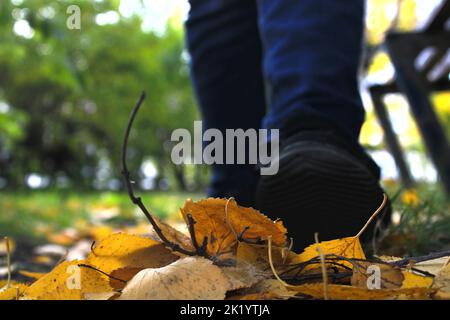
[255,129,390,251]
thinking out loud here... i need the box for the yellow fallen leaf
[292,283,431,300]
[0,287,20,300]
[18,270,46,281]
[83,233,178,296]
[291,236,365,269]
[86,233,178,274]
[23,261,83,300]
[152,216,194,252]
[79,263,116,296]
[180,198,287,256]
[23,259,117,300]
[118,257,230,300]
[401,271,433,289]
[0,282,28,300]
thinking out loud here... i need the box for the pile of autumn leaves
[1,198,450,300]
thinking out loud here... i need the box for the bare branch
[186,213,210,258]
[78,264,127,283]
[121,92,195,256]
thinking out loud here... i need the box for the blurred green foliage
[0,0,205,191]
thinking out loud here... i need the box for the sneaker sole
[255,141,386,251]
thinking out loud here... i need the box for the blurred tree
[0,0,202,190]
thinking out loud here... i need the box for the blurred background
[0,0,449,277]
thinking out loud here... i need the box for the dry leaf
[0,287,21,300]
[291,236,365,269]
[401,271,433,289]
[83,292,116,300]
[246,279,297,299]
[376,255,402,262]
[87,233,178,274]
[236,242,285,269]
[414,257,450,276]
[221,262,263,291]
[153,216,194,252]
[22,259,120,300]
[118,257,229,300]
[23,261,83,300]
[0,282,27,300]
[180,198,287,256]
[109,267,144,291]
[432,265,450,299]
[79,263,116,296]
[351,261,404,289]
[82,233,178,296]
[227,292,278,300]
[18,270,46,281]
[292,283,430,300]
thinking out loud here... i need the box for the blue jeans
[185,0,366,205]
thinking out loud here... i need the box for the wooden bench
[368,0,450,194]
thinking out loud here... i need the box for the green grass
[377,182,450,256]
[0,190,203,242]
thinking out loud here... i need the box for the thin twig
[186,214,201,250]
[282,237,294,264]
[237,226,250,241]
[282,270,353,285]
[390,249,450,268]
[78,264,127,283]
[355,193,388,238]
[121,92,195,256]
[186,213,209,258]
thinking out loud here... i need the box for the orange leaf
[180,198,287,256]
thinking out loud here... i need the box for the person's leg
[185,0,266,206]
[257,0,366,140]
[255,0,380,174]
[255,0,387,249]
